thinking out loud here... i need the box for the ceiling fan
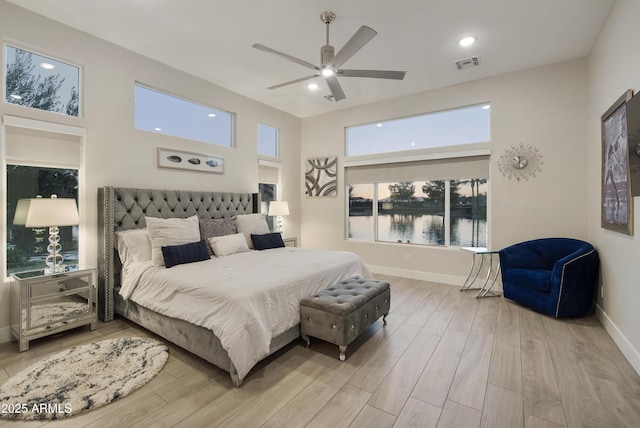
[252,11,406,101]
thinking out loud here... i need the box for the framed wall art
[305,156,337,197]
[157,148,224,174]
[601,89,633,235]
[625,92,640,197]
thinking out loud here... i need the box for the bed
[97,186,370,386]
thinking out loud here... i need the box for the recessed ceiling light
[207,113,216,118]
[9,94,22,100]
[482,104,490,110]
[308,83,319,90]
[458,36,476,47]
[321,67,334,77]
[40,62,55,70]
[154,127,162,132]
[376,123,383,127]
[410,141,416,146]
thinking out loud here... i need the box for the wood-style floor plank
[0,276,638,427]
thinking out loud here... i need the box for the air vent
[455,56,481,71]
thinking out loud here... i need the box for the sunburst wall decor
[498,143,543,181]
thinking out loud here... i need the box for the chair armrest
[549,246,599,316]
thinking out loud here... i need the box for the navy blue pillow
[251,233,285,250]
[161,240,210,268]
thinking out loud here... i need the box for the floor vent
[455,56,481,70]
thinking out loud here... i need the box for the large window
[6,165,79,275]
[4,45,80,117]
[346,104,490,156]
[258,123,278,157]
[134,84,233,147]
[348,178,487,247]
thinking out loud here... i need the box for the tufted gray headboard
[97,186,259,322]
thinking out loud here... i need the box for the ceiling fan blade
[337,69,406,80]
[252,43,319,71]
[266,75,319,90]
[325,75,346,101]
[331,26,377,69]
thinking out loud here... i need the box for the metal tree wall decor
[305,156,337,197]
[498,143,543,181]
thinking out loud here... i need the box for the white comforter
[120,247,371,382]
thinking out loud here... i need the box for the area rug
[0,336,168,420]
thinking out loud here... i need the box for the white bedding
[119,247,371,382]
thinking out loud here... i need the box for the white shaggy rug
[0,336,168,420]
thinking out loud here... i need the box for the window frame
[345,103,490,157]
[1,115,86,280]
[4,43,83,118]
[134,83,235,148]
[346,177,488,248]
[258,123,279,158]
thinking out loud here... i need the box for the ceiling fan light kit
[253,11,406,101]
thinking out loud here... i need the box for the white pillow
[234,213,270,249]
[115,228,152,265]
[145,215,200,267]
[208,233,250,257]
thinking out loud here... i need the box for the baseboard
[595,302,640,376]
[0,326,11,344]
[367,265,464,287]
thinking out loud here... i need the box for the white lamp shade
[16,197,80,227]
[12,199,31,225]
[268,200,290,216]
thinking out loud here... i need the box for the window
[4,45,80,117]
[6,165,79,275]
[346,156,488,247]
[346,104,490,156]
[134,84,233,147]
[258,183,277,231]
[258,123,278,157]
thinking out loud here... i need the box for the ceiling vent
[455,56,481,71]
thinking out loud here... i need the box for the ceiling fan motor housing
[321,45,335,67]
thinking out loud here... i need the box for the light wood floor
[2,275,640,427]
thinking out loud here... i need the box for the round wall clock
[498,143,543,181]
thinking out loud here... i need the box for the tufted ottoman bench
[300,277,390,361]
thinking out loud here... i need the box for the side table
[10,266,97,351]
[460,247,501,298]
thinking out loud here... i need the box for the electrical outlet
[405,254,412,263]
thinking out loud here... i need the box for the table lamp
[13,195,79,274]
[268,200,289,232]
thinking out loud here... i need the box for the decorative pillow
[145,215,200,267]
[115,228,152,264]
[199,218,237,255]
[208,233,250,257]
[234,213,270,249]
[251,233,286,251]
[161,240,210,268]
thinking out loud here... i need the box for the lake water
[349,214,486,247]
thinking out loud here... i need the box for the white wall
[588,0,640,374]
[0,1,301,341]
[301,59,589,283]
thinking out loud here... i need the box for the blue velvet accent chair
[499,238,599,318]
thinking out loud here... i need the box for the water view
[348,180,487,247]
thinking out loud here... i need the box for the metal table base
[460,247,501,298]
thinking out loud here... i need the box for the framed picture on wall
[305,156,338,197]
[157,148,224,174]
[625,92,640,197]
[601,89,633,235]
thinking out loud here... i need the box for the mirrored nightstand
[10,266,97,352]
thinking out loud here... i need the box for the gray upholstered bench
[300,277,390,361]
